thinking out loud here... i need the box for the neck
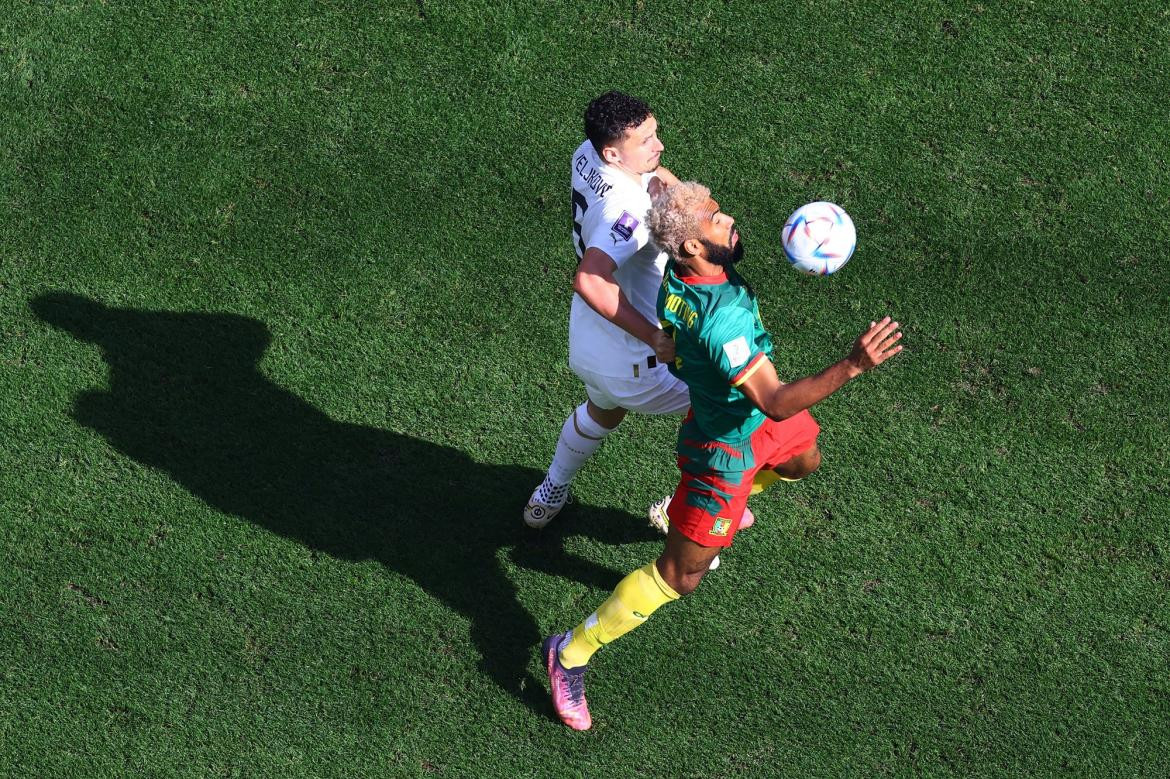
[608,159,644,185]
[675,256,726,279]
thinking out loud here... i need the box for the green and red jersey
[657,262,774,475]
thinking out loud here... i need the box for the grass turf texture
[2,0,1168,775]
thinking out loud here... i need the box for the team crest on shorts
[710,517,732,536]
[610,211,639,242]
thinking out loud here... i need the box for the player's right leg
[647,495,741,569]
[749,424,823,499]
[524,399,625,528]
[543,482,738,728]
[544,554,684,730]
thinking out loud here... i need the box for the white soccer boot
[524,477,570,529]
[647,495,672,535]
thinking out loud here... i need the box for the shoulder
[703,277,755,314]
[572,141,625,208]
[698,298,756,341]
[571,139,595,167]
[597,178,649,213]
[585,187,650,244]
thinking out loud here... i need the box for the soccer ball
[782,201,856,275]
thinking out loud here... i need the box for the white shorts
[571,361,690,415]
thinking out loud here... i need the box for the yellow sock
[559,562,680,668]
[750,469,802,495]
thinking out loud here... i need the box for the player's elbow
[765,407,798,422]
[750,400,789,422]
[571,270,592,298]
[762,393,803,421]
[574,272,615,312]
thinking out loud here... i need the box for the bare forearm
[763,359,861,420]
[742,318,904,420]
[575,278,659,346]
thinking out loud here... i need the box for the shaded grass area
[2,1,1168,775]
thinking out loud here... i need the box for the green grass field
[3,1,1168,775]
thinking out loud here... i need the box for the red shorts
[666,410,820,547]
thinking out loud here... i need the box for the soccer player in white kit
[524,91,688,528]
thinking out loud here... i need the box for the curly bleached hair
[646,181,711,261]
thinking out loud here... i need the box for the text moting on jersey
[663,293,699,328]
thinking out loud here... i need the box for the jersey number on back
[571,188,588,261]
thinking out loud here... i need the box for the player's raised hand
[848,316,903,374]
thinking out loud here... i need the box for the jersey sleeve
[699,306,769,387]
[581,197,648,268]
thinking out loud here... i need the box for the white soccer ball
[782,201,856,275]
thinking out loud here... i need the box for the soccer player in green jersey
[541,180,903,730]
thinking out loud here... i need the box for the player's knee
[786,445,821,479]
[586,401,626,430]
[655,553,711,597]
[801,446,822,477]
[672,567,708,597]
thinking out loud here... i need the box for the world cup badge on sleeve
[610,211,639,242]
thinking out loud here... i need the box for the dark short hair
[584,91,653,156]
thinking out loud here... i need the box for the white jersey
[567,139,668,378]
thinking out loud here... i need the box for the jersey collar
[675,269,727,285]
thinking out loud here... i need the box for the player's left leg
[557,553,686,670]
[647,493,732,569]
[770,443,821,481]
[545,525,719,730]
[636,368,695,536]
[528,362,685,530]
[525,399,625,528]
[654,522,724,595]
[752,443,821,494]
[545,468,734,729]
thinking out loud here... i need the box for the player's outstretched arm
[575,247,673,359]
[739,317,903,420]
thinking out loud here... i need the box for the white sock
[546,403,614,486]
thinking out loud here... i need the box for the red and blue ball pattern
[782,201,857,275]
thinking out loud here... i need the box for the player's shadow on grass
[31,292,654,717]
